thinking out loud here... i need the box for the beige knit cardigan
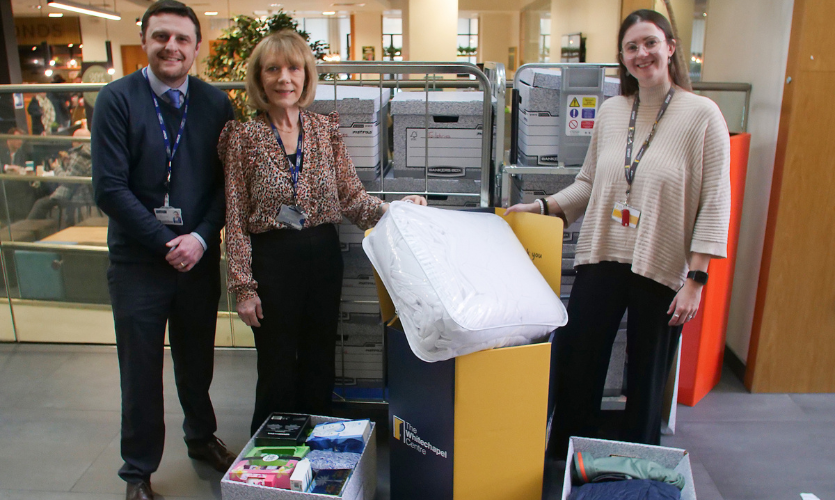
[552,82,731,291]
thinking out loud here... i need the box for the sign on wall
[14,17,82,46]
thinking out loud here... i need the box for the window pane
[304,18,329,46]
[471,18,478,35]
[458,35,469,48]
[458,18,469,34]
[383,17,402,34]
[540,18,551,36]
[392,35,402,48]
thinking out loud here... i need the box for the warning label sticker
[566,94,600,137]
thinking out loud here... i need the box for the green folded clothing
[572,451,686,490]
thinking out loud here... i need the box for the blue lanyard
[143,68,190,207]
[269,114,304,202]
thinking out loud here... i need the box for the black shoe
[126,481,153,500]
[187,436,237,472]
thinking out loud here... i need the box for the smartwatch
[687,270,708,285]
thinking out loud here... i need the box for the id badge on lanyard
[145,68,188,226]
[614,87,675,229]
[271,118,307,230]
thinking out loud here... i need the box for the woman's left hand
[667,280,703,327]
[401,195,427,206]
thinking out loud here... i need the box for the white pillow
[362,202,567,362]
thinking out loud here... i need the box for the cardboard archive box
[221,415,377,500]
[562,437,696,500]
[390,91,495,178]
[369,209,564,500]
[307,85,391,181]
[516,68,620,167]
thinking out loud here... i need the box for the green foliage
[384,41,401,60]
[203,10,329,120]
[457,46,477,56]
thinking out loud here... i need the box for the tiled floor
[0,342,833,500]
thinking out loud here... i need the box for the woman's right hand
[504,202,541,215]
[237,296,263,328]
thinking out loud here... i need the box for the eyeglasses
[621,37,667,57]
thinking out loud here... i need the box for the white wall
[479,11,520,74]
[405,0,459,61]
[701,0,794,363]
[353,12,383,60]
[550,0,621,63]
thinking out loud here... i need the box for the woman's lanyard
[143,68,190,208]
[623,86,675,206]
[269,114,304,203]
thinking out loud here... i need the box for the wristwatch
[687,270,709,285]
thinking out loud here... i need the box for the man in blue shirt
[92,2,236,499]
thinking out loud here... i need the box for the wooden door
[121,45,147,76]
[746,0,835,392]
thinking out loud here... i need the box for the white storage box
[562,437,696,500]
[307,85,391,180]
[221,415,377,500]
[516,68,619,167]
[391,91,494,178]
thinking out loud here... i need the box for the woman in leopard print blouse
[219,30,425,433]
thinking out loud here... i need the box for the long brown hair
[617,9,691,96]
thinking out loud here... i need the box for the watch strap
[687,270,708,285]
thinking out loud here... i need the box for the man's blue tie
[165,89,182,109]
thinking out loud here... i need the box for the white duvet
[362,202,568,362]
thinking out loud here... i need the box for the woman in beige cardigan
[507,9,730,457]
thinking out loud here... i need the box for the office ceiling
[11,0,535,18]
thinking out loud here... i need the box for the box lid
[308,85,391,115]
[390,91,494,116]
[518,68,621,96]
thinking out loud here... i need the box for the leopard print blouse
[218,110,383,302]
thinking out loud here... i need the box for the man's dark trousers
[108,246,221,483]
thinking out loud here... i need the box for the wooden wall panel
[746,0,835,392]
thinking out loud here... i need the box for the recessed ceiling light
[269,3,280,6]
[47,0,121,20]
[45,69,54,77]
[205,11,218,15]
[322,11,336,15]
[49,12,63,17]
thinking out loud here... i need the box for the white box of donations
[307,85,391,180]
[391,91,494,178]
[516,68,620,167]
[221,415,377,500]
[562,437,695,500]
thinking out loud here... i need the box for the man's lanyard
[143,68,190,207]
[269,114,304,203]
[623,86,675,203]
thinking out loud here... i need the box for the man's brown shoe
[126,481,153,500]
[187,436,237,472]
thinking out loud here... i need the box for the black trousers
[548,262,682,458]
[249,224,343,435]
[107,248,221,483]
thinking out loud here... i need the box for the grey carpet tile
[71,413,224,499]
[0,492,125,500]
[673,393,808,423]
[0,409,119,492]
[789,393,835,421]
[686,461,724,500]
[2,352,120,411]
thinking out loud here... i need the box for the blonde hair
[245,30,318,112]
